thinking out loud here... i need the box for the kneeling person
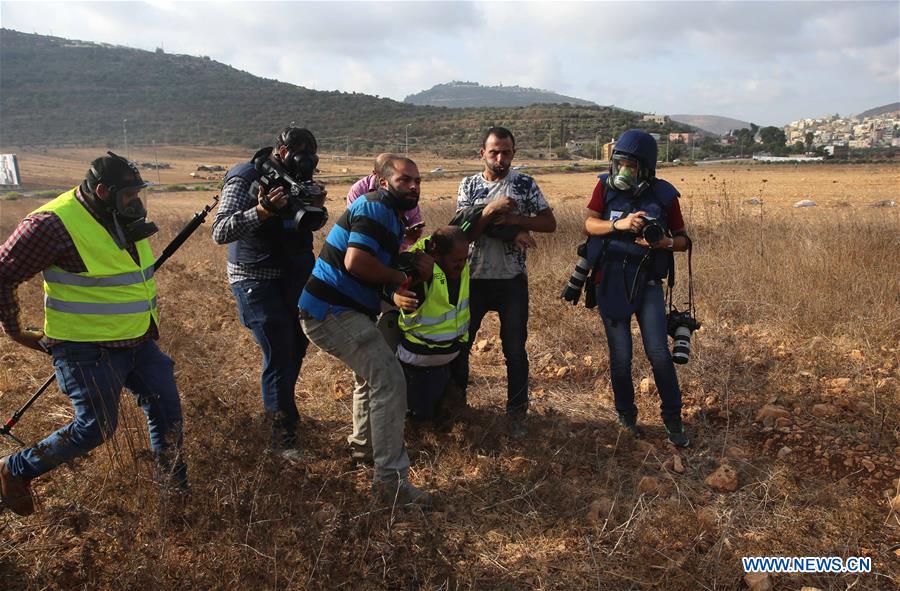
[394,227,470,422]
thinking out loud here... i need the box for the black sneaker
[617,413,645,439]
[663,418,691,448]
[507,412,529,439]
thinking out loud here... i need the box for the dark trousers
[230,253,314,435]
[452,274,530,414]
[403,362,451,421]
[596,281,682,421]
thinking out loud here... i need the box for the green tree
[804,131,815,151]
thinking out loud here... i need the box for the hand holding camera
[484,196,517,219]
[256,185,287,220]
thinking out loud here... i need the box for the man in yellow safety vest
[393,226,470,422]
[0,152,186,516]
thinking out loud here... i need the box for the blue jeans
[454,274,530,414]
[230,254,312,436]
[6,340,185,483]
[596,281,682,420]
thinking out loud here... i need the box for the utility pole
[595,132,599,160]
[122,119,129,159]
[346,136,350,158]
[405,124,411,156]
[665,138,669,162]
[548,126,552,160]
[153,140,160,184]
[691,134,696,161]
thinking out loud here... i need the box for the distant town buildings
[784,110,899,150]
[642,114,669,125]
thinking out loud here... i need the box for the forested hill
[0,29,690,157]
[405,81,597,108]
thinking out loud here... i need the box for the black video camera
[251,147,328,232]
[667,309,701,364]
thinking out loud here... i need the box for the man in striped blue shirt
[300,156,434,507]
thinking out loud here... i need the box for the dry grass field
[0,150,898,590]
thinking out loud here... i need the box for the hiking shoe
[507,415,529,439]
[664,418,691,448]
[349,444,374,467]
[0,456,35,516]
[617,413,645,439]
[371,478,434,509]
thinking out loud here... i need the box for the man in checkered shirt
[0,153,186,516]
[212,126,326,461]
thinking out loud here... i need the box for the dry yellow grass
[0,153,898,590]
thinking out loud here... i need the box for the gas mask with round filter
[88,151,157,247]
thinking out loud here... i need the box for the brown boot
[0,456,35,516]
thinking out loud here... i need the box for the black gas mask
[88,151,157,247]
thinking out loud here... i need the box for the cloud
[1,0,897,124]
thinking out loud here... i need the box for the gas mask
[608,153,650,196]
[283,149,319,182]
[88,151,157,247]
[110,188,158,245]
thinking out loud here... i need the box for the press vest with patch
[398,238,470,355]
[223,162,313,269]
[591,174,678,319]
[33,189,158,341]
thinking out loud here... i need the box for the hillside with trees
[0,29,691,158]
[404,81,596,108]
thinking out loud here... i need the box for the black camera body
[667,309,701,364]
[251,147,328,232]
[638,215,665,245]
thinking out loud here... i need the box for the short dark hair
[481,126,515,149]
[379,156,416,181]
[429,226,469,257]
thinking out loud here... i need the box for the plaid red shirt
[0,187,157,347]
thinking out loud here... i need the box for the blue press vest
[223,162,313,269]
[590,174,678,319]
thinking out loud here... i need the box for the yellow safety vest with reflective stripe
[31,188,158,342]
[398,239,470,353]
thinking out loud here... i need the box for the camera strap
[666,238,694,317]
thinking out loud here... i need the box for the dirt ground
[0,151,898,590]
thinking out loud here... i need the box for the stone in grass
[744,572,773,591]
[705,463,739,492]
[793,199,817,207]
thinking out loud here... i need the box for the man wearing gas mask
[583,129,692,447]
[212,126,327,461]
[0,153,186,516]
[300,156,435,508]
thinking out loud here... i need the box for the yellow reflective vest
[32,188,158,342]
[398,238,470,353]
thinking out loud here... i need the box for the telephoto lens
[561,256,591,304]
[671,324,693,364]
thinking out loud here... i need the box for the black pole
[1,195,219,445]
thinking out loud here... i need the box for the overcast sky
[2,1,898,126]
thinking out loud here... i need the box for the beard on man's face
[386,182,419,211]
[486,160,510,176]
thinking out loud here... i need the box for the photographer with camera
[299,156,435,508]
[212,126,327,461]
[582,130,693,447]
